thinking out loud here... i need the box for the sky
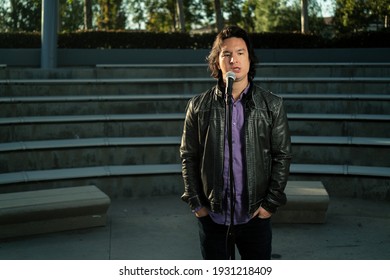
[318,0,335,17]
[287,0,335,17]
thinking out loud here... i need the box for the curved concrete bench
[273,181,329,224]
[1,164,389,187]
[0,113,184,125]
[1,113,389,125]
[1,76,390,85]
[1,136,389,153]
[1,93,389,104]
[0,185,111,239]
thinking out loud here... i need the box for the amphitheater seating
[0,135,389,184]
[0,62,389,226]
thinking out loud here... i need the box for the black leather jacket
[180,82,292,215]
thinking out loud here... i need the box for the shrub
[0,30,389,49]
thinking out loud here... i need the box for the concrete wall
[1,48,390,67]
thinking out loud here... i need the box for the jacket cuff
[261,200,278,214]
[181,194,203,211]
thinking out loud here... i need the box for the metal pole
[41,0,59,69]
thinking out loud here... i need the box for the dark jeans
[197,215,272,260]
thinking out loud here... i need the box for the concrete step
[1,77,389,96]
[288,114,390,138]
[291,145,390,166]
[2,63,390,79]
[0,113,184,142]
[1,113,390,142]
[258,77,390,94]
[0,164,388,200]
[256,63,390,78]
[0,77,214,96]
[1,93,390,117]
[1,136,389,173]
[0,141,180,172]
[283,93,390,115]
[0,95,191,117]
[94,63,390,78]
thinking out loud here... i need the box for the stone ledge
[0,185,111,239]
[273,181,329,224]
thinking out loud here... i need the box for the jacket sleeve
[262,98,292,213]
[180,98,204,211]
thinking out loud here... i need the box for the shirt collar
[235,82,251,102]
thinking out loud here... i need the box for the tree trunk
[177,0,186,32]
[84,0,92,30]
[214,0,224,32]
[301,0,309,34]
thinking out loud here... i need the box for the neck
[232,78,249,100]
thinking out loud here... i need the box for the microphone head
[225,71,236,81]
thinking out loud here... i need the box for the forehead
[220,37,247,52]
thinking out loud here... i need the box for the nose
[229,54,236,64]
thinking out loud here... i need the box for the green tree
[254,0,325,34]
[224,0,244,27]
[333,0,389,33]
[0,0,41,32]
[184,0,209,31]
[369,0,390,29]
[0,0,9,31]
[127,0,146,29]
[306,0,329,35]
[60,0,84,32]
[0,0,86,32]
[196,0,215,29]
[143,0,176,32]
[96,0,126,30]
[127,0,212,32]
[254,0,300,32]
[240,0,257,32]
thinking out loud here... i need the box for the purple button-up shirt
[209,85,251,225]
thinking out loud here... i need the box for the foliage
[329,29,390,47]
[239,0,257,32]
[254,0,296,32]
[0,32,41,48]
[96,0,126,30]
[254,0,328,34]
[1,29,389,49]
[333,0,390,33]
[60,0,85,32]
[0,0,41,32]
[0,0,388,36]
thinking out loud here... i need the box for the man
[180,26,292,260]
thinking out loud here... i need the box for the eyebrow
[221,48,247,54]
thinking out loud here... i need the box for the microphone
[225,71,236,98]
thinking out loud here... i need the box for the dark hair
[207,25,257,81]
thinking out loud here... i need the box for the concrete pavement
[0,195,389,260]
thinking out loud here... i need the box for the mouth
[231,67,240,72]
